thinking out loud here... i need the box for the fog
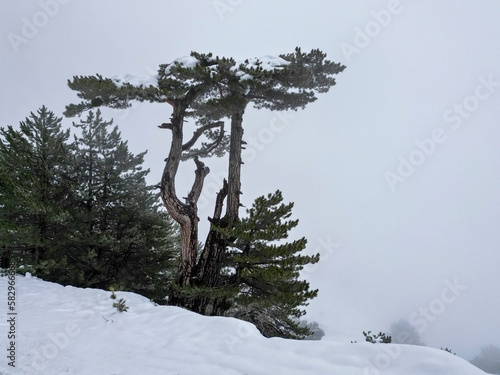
[1,0,499,360]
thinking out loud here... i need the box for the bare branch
[183,123,226,160]
[186,157,210,205]
[163,98,175,107]
[212,179,228,221]
[158,123,173,130]
[182,121,224,151]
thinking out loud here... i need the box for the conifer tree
[222,191,319,338]
[70,110,178,300]
[1,107,178,302]
[0,107,74,274]
[64,48,345,323]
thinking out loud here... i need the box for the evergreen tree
[1,107,178,303]
[221,191,319,339]
[64,48,344,321]
[0,107,74,274]
[70,110,178,300]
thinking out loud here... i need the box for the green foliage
[63,48,344,334]
[217,190,319,339]
[68,109,179,300]
[363,331,392,344]
[64,74,160,117]
[0,106,75,273]
[113,298,129,312]
[0,107,179,303]
[65,48,345,162]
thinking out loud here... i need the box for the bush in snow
[363,331,391,343]
[113,298,129,312]
[441,347,456,355]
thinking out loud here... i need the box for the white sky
[1,0,500,360]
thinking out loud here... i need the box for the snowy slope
[0,275,485,375]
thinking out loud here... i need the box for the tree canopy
[0,107,178,302]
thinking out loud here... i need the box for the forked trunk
[193,179,228,314]
[194,110,245,314]
[159,91,208,292]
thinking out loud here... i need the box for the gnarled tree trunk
[159,91,208,291]
[193,179,228,314]
[161,95,246,313]
[193,110,245,314]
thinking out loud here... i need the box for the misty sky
[1,0,500,360]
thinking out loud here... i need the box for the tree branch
[163,98,175,107]
[158,123,173,130]
[186,157,210,205]
[210,179,228,222]
[182,121,224,151]
[183,123,226,160]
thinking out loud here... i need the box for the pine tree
[0,106,75,274]
[220,191,319,339]
[70,110,178,301]
[64,48,344,317]
[1,107,178,303]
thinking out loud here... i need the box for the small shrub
[441,347,456,355]
[113,298,128,312]
[363,330,392,343]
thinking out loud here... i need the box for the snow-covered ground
[0,274,485,375]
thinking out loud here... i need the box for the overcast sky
[2,0,500,360]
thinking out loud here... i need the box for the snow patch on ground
[0,275,486,375]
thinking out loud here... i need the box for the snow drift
[0,275,485,374]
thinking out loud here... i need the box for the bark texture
[226,111,244,222]
[159,91,208,288]
[193,111,246,314]
[193,179,229,314]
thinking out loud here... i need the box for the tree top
[64,47,345,118]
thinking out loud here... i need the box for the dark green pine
[0,106,75,275]
[71,110,179,300]
[221,190,320,339]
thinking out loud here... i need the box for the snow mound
[0,275,485,375]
